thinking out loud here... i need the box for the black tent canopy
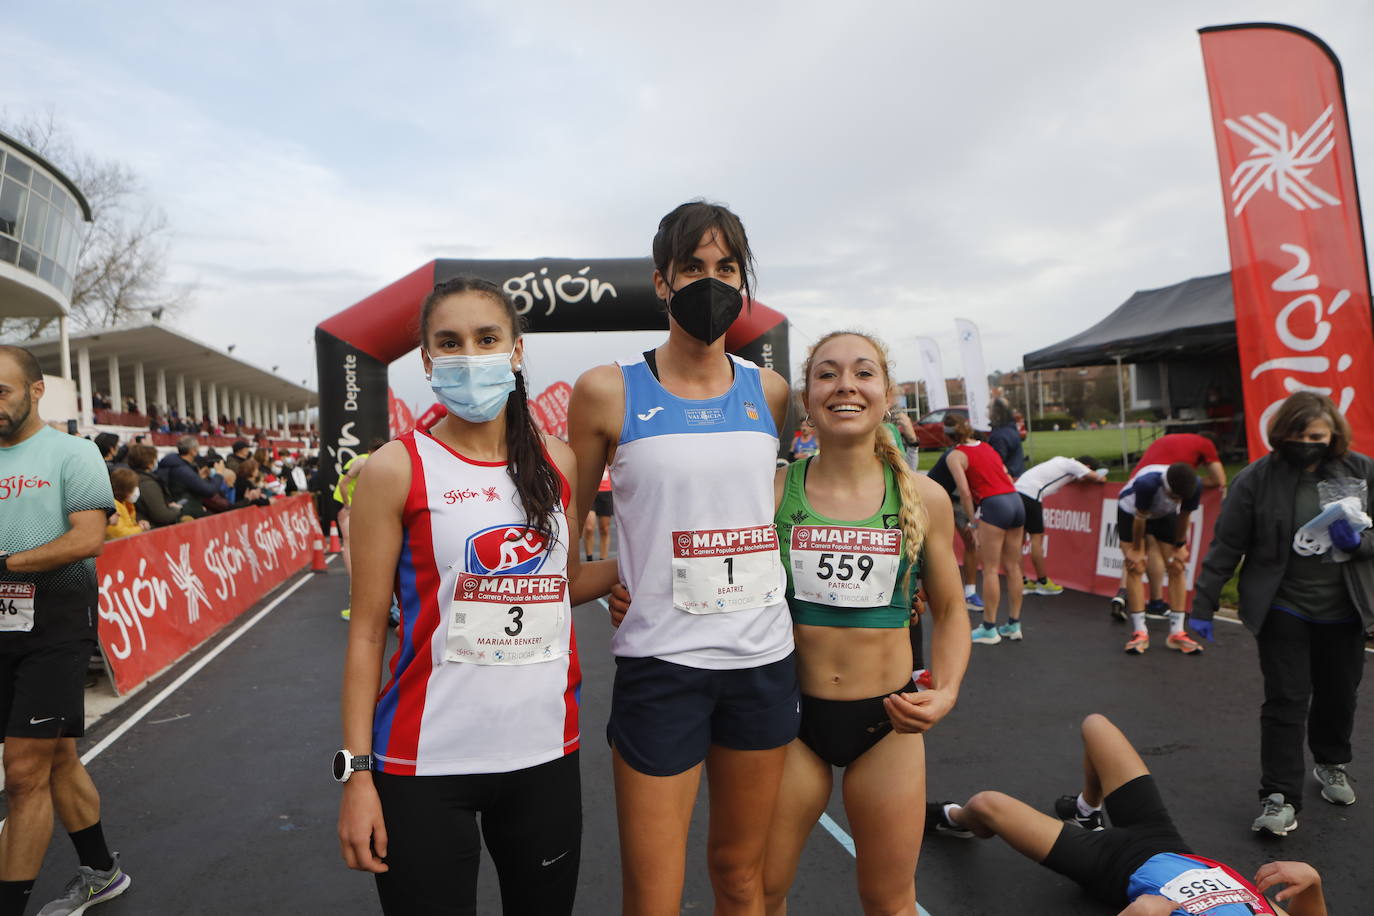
[1023,272,1234,370]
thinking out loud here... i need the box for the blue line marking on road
[818,813,934,916]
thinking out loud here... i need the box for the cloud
[2,0,1370,405]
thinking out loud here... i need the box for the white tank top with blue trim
[610,353,792,669]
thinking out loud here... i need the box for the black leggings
[373,751,581,915]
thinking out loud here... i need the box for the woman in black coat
[1194,391,1372,837]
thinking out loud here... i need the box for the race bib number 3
[671,525,783,614]
[790,526,901,608]
[0,582,35,633]
[1159,866,1263,914]
[446,574,567,665]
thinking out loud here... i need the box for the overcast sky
[5,0,1373,414]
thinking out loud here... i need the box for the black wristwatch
[333,749,373,783]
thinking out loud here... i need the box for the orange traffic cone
[312,536,328,573]
[328,522,342,554]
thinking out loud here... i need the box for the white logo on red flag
[1225,105,1340,215]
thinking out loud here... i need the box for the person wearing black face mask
[1194,391,1374,836]
[568,201,796,914]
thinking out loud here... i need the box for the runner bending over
[336,277,617,916]
[1117,463,1203,655]
[930,713,1328,915]
[945,418,1025,644]
[568,201,795,915]
[1016,455,1107,596]
[762,332,969,915]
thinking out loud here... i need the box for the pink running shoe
[1124,631,1149,655]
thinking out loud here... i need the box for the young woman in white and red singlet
[945,415,1026,644]
[336,277,618,916]
[568,201,795,914]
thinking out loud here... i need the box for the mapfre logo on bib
[465,524,550,576]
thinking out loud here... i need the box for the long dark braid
[419,276,562,545]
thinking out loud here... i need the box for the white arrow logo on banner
[1224,105,1340,216]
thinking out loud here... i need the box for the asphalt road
[12,566,1372,914]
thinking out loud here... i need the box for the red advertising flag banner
[96,495,319,695]
[530,381,573,440]
[1199,24,1374,457]
[388,387,416,438]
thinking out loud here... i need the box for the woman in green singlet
[762,331,971,915]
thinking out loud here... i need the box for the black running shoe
[925,802,974,838]
[1144,599,1171,621]
[1109,592,1127,622]
[1053,795,1104,831]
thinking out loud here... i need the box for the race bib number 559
[446,574,567,665]
[790,526,902,608]
[671,525,783,614]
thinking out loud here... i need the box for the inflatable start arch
[314,257,790,489]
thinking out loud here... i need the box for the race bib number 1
[790,525,901,608]
[1158,866,1264,914]
[671,525,783,614]
[446,574,567,665]
[0,583,35,633]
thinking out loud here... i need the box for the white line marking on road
[80,561,329,766]
[818,813,933,915]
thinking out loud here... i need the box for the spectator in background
[789,417,819,461]
[988,397,1025,479]
[224,439,251,475]
[232,458,269,506]
[156,436,223,518]
[94,433,124,472]
[1194,391,1371,836]
[1015,455,1108,596]
[126,444,184,527]
[334,438,386,621]
[106,468,149,540]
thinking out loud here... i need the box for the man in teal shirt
[0,346,131,915]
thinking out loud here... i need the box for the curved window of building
[0,146,83,296]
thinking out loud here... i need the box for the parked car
[911,405,1027,450]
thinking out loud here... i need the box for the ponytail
[874,426,928,594]
[504,369,563,546]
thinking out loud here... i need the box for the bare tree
[0,108,191,340]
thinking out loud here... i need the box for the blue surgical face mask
[426,351,517,423]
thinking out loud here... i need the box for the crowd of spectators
[91,431,316,541]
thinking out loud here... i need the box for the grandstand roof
[19,323,316,405]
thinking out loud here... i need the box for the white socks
[1076,793,1101,817]
[1168,611,1186,635]
[1130,612,1146,630]
[964,584,977,598]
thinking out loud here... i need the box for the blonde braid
[875,426,928,593]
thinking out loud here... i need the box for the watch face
[332,750,348,781]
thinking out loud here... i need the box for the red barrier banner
[1199,25,1374,458]
[950,483,1222,604]
[96,494,319,695]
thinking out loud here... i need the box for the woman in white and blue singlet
[337,277,618,916]
[569,201,795,914]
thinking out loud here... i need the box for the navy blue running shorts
[608,652,800,776]
[1115,509,1179,544]
[977,491,1025,530]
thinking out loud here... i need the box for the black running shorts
[1115,509,1178,544]
[592,492,613,517]
[373,751,581,916]
[1041,775,1193,906]
[607,652,800,776]
[0,637,95,740]
[1021,493,1045,535]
